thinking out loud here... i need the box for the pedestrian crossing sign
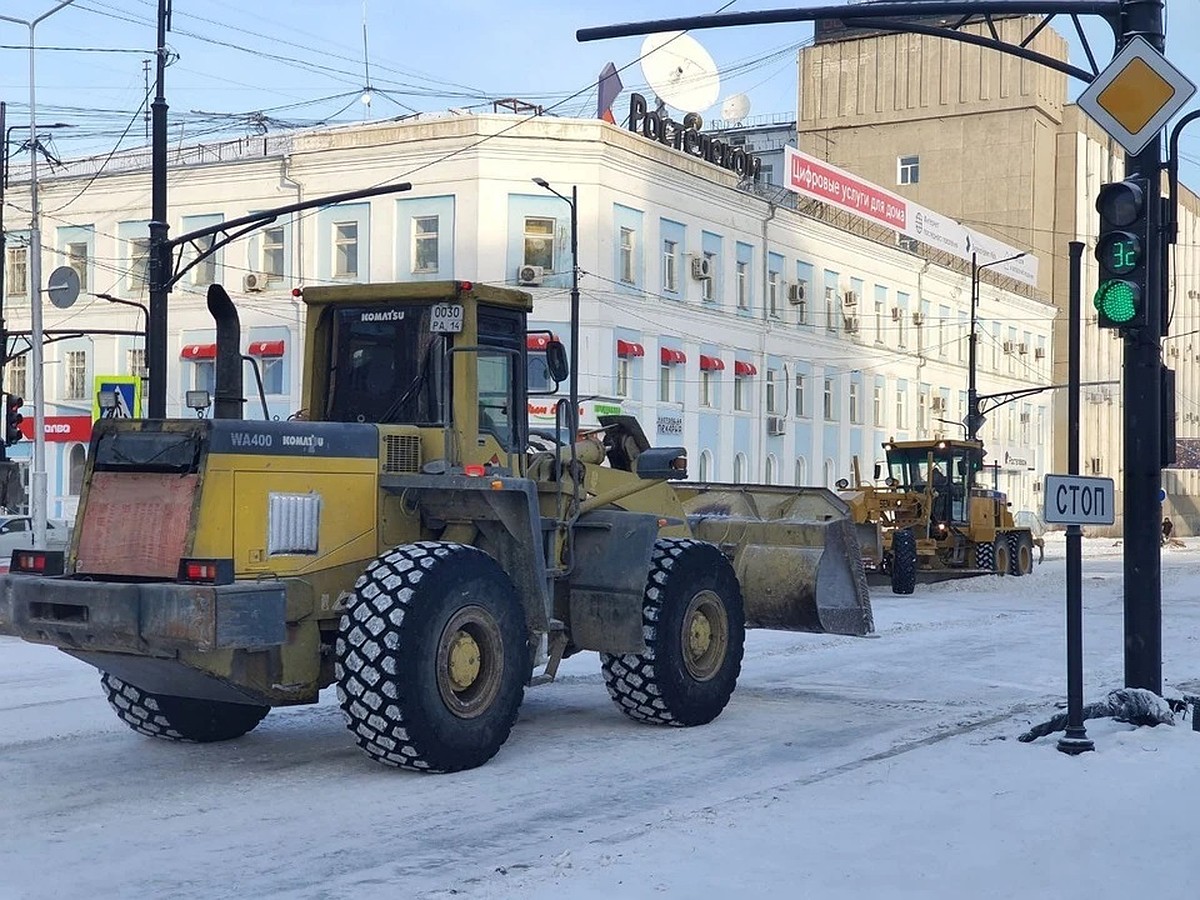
[92,375,143,421]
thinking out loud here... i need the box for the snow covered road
[2,536,1197,899]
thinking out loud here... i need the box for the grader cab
[842,438,1037,593]
[0,279,872,773]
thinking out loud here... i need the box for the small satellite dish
[640,31,721,116]
[720,92,751,123]
[46,265,80,309]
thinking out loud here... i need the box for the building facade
[1,113,1056,516]
[797,15,1200,532]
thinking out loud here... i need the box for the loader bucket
[677,485,874,636]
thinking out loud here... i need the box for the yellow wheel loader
[840,438,1038,593]
[0,280,872,772]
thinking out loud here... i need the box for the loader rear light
[464,464,486,477]
[10,550,65,576]
[456,280,474,292]
[178,558,234,585]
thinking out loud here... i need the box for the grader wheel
[1008,532,1035,576]
[993,536,1012,576]
[890,529,918,595]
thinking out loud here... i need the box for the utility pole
[967,251,1025,442]
[147,0,171,419]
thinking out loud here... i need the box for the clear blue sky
[1,2,1198,180]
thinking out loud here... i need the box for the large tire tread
[101,673,269,743]
[890,529,918,595]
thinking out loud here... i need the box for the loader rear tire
[1008,532,1035,576]
[100,673,269,743]
[601,539,745,727]
[335,541,527,773]
[890,529,918,595]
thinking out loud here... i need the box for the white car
[0,516,73,569]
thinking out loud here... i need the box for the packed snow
[1,533,1197,899]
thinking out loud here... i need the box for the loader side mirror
[835,478,850,490]
[873,462,882,481]
[544,340,569,383]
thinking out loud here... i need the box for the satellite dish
[721,93,751,123]
[640,31,720,116]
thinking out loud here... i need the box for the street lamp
[0,0,82,549]
[967,250,1027,442]
[531,177,580,438]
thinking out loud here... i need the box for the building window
[794,372,806,418]
[698,449,712,481]
[702,251,716,301]
[918,392,929,434]
[734,376,750,412]
[898,155,920,185]
[896,388,907,429]
[412,215,439,273]
[736,261,748,310]
[191,233,217,285]
[875,299,884,343]
[129,238,151,294]
[768,271,780,317]
[898,309,908,348]
[825,287,836,331]
[127,348,146,378]
[794,456,807,486]
[260,356,284,395]
[659,363,672,402]
[194,360,216,394]
[8,355,26,397]
[616,358,630,398]
[849,382,861,424]
[733,453,747,485]
[823,377,835,420]
[5,246,27,296]
[69,444,86,495]
[333,222,358,279]
[873,385,884,427]
[65,350,87,401]
[66,241,88,291]
[765,455,777,485]
[766,369,779,413]
[619,227,635,283]
[663,239,678,292]
[824,459,835,488]
[262,226,285,284]
[524,217,555,270]
[938,313,947,358]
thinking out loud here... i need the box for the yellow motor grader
[840,438,1037,594]
[0,279,872,773]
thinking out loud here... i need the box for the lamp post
[967,250,1027,442]
[531,177,580,438]
[0,0,81,548]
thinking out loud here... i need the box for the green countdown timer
[1097,231,1141,276]
[1094,279,1140,323]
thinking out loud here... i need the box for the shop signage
[17,415,93,443]
[528,398,623,428]
[628,93,763,180]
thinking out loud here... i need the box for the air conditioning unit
[766,415,787,436]
[891,306,902,321]
[1034,347,1045,360]
[1090,457,1103,474]
[842,290,858,307]
[843,315,860,334]
[242,271,268,292]
[1017,342,1028,355]
[788,281,806,304]
[1020,412,1030,423]
[931,396,945,412]
[1033,481,1041,493]
[1003,341,1014,354]
[691,256,713,280]
[1169,345,1179,358]
[912,311,924,326]
[518,264,544,286]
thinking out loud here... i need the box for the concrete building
[1,112,1055,517]
[796,14,1200,532]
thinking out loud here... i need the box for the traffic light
[1094,176,1153,330]
[5,394,24,446]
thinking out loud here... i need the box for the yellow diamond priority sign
[1078,36,1195,155]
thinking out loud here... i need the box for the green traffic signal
[1095,279,1141,324]
[1098,233,1140,275]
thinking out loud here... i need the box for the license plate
[430,303,464,333]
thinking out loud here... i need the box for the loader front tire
[601,539,745,727]
[100,673,269,743]
[890,529,918,595]
[335,542,528,773]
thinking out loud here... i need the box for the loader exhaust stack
[207,283,244,420]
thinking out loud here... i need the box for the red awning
[734,360,758,377]
[527,333,559,351]
[699,354,725,371]
[616,339,645,358]
[660,347,686,366]
[180,344,216,360]
[248,340,285,357]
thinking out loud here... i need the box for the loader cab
[301,281,542,468]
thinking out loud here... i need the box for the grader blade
[678,485,874,636]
